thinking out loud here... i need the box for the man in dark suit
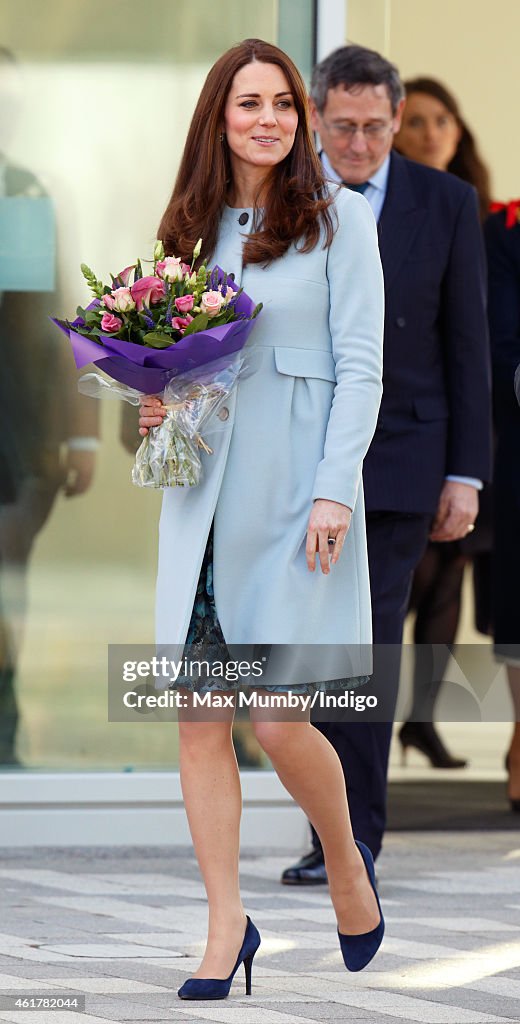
[282,44,491,882]
[484,205,520,800]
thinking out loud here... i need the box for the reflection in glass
[0,1,292,770]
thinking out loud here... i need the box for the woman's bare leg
[178,692,247,978]
[251,701,380,935]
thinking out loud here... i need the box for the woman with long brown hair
[394,77,493,769]
[395,77,491,216]
[138,38,385,999]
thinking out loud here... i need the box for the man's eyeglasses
[320,120,393,140]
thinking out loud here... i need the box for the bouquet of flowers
[51,240,262,487]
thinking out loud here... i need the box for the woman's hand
[138,395,167,436]
[306,498,352,574]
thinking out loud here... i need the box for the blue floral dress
[175,525,369,695]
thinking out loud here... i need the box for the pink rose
[112,286,135,313]
[171,315,193,332]
[102,293,116,310]
[131,275,166,311]
[200,289,225,317]
[174,293,194,314]
[224,285,235,303]
[100,313,123,333]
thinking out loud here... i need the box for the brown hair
[158,38,334,265]
[397,77,492,221]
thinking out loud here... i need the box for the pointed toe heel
[338,840,385,972]
[177,915,261,1000]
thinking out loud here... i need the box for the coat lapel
[378,152,427,291]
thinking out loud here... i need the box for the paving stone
[0,836,519,1023]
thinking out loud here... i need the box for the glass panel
[0,2,290,771]
[278,0,316,84]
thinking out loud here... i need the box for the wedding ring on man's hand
[328,537,336,545]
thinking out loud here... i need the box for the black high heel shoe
[337,840,384,972]
[398,721,467,769]
[505,753,520,812]
[177,916,261,1000]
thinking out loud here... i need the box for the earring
[219,132,225,142]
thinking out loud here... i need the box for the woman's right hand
[138,395,167,436]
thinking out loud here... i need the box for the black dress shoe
[281,846,328,885]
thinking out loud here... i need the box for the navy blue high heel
[337,840,384,971]
[178,915,261,1000]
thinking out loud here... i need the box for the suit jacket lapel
[378,152,427,290]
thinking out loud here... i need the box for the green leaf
[181,312,210,336]
[93,326,117,337]
[143,331,174,349]
[74,326,102,341]
[204,311,230,328]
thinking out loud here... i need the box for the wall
[346,0,519,200]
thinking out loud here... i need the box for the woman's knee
[251,719,306,758]
[178,718,233,755]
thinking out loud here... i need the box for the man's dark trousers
[307,152,491,862]
[312,510,431,859]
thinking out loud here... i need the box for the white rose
[161,256,184,283]
[112,287,136,312]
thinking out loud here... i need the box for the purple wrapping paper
[50,271,259,394]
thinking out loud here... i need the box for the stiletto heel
[400,742,408,767]
[177,915,261,1000]
[244,952,254,995]
[338,840,384,972]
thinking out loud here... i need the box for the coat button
[238,212,249,225]
[218,406,229,421]
[396,316,406,328]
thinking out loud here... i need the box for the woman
[139,39,385,999]
[394,77,491,217]
[393,78,493,769]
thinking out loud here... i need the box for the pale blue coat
[156,186,384,679]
